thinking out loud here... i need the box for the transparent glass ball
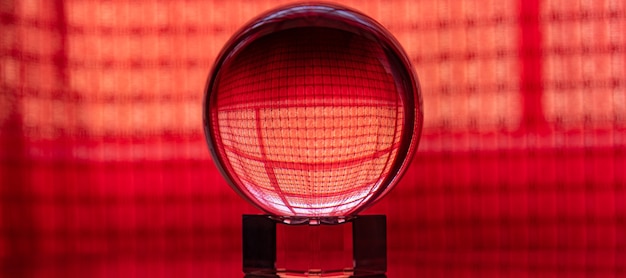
[203,3,422,223]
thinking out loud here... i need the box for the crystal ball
[203,3,422,221]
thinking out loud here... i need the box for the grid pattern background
[211,27,406,217]
[1,0,625,277]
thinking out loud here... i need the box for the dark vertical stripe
[519,0,544,274]
[1,1,33,276]
[53,0,73,272]
[519,0,547,132]
[54,0,68,84]
[1,1,68,276]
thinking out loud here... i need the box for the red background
[1,0,625,277]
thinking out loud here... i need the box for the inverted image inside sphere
[210,27,405,217]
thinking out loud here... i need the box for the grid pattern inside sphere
[208,22,413,217]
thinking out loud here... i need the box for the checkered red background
[1,0,625,277]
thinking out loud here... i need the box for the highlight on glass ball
[203,3,422,222]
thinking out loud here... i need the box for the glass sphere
[203,3,422,222]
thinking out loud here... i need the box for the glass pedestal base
[242,215,386,277]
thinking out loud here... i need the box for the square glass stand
[243,215,386,277]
